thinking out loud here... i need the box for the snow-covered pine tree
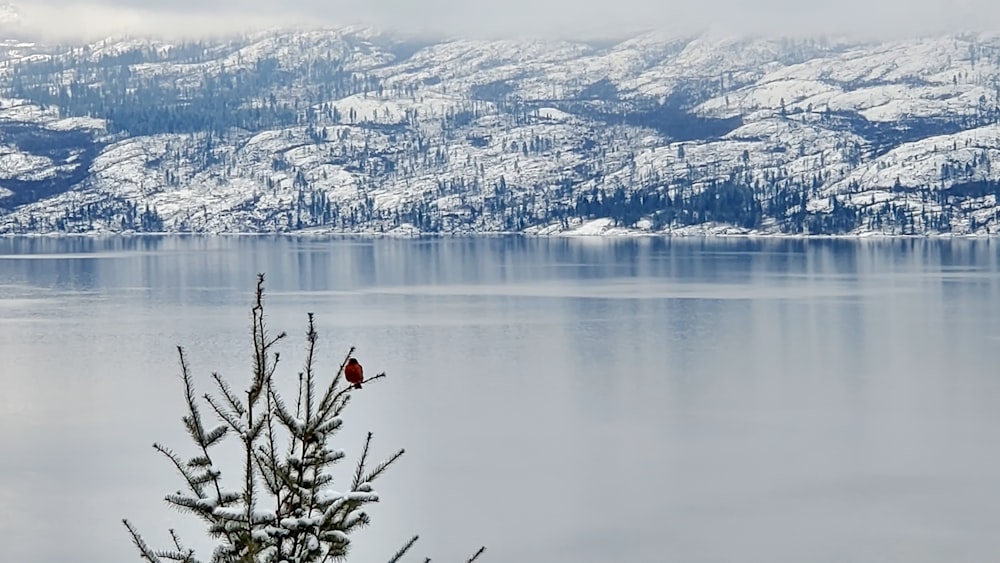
[123,274,485,563]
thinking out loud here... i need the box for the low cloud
[9,3,310,42]
[7,0,1000,43]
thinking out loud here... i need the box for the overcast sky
[11,0,999,42]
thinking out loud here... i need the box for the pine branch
[315,447,346,466]
[240,273,282,562]
[295,372,304,419]
[324,371,388,421]
[242,395,259,559]
[262,375,283,516]
[203,424,228,447]
[187,456,212,469]
[352,432,374,490]
[266,350,282,382]
[204,394,246,434]
[316,415,344,435]
[288,371,305,473]
[253,450,281,495]
[250,275,267,403]
[269,455,306,504]
[286,314,330,562]
[122,519,164,563]
[362,372,388,387]
[288,314,325,562]
[248,274,286,407]
[303,313,318,422]
[318,531,351,563]
[188,469,222,487]
[176,347,226,507]
[270,387,303,435]
[363,448,406,485]
[153,443,202,496]
[248,412,268,442]
[211,371,245,417]
[153,548,199,562]
[177,348,207,444]
[165,530,201,563]
[313,472,335,488]
[386,535,419,563]
[329,394,352,425]
[164,493,220,524]
[169,529,185,553]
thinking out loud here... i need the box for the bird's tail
[353,383,362,390]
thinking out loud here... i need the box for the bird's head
[347,358,359,365]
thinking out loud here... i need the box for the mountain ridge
[1,24,1000,235]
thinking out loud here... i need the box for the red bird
[345,358,364,389]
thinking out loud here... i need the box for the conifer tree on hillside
[123,274,485,563]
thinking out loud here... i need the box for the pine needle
[122,519,163,563]
[386,534,419,563]
[352,432,374,490]
[363,448,405,484]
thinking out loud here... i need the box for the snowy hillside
[2,25,1000,235]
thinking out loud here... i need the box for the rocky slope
[1,11,1000,235]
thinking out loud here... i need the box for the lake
[2,235,1000,563]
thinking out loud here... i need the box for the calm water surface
[2,236,1000,563]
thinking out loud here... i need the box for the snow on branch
[202,424,228,447]
[123,273,459,563]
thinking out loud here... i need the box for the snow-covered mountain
[2,24,1000,235]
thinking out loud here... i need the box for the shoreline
[3,230,1000,240]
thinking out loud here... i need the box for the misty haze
[8,0,1000,41]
